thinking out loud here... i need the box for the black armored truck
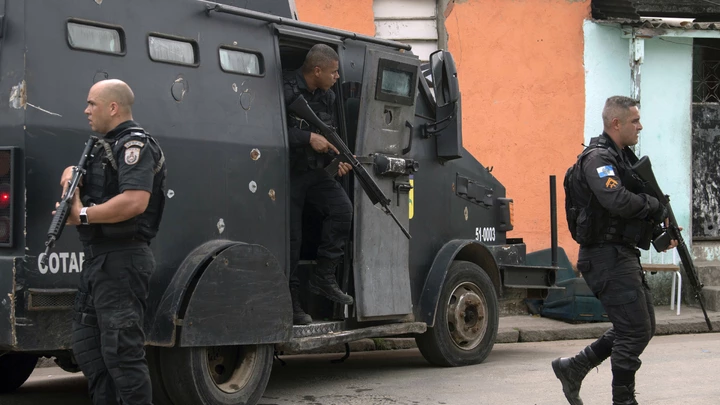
[0,0,562,403]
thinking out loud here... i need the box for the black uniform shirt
[580,133,660,220]
[282,69,337,147]
[106,120,157,193]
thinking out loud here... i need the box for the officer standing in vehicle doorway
[554,96,678,405]
[283,44,354,325]
[57,79,166,405]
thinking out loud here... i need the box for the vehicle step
[501,264,558,288]
[292,321,344,339]
[279,322,427,352]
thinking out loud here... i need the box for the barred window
[693,39,720,103]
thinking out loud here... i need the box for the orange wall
[296,0,589,264]
[295,0,375,36]
[445,0,589,264]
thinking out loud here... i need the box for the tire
[0,352,38,393]
[159,344,274,405]
[146,346,175,405]
[416,260,499,367]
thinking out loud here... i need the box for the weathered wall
[638,36,693,262]
[295,0,375,36]
[444,0,590,263]
[584,22,693,266]
[583,23,694,304]
[295,0,590,263]
[583,22,633,143]
[693,105,720,239]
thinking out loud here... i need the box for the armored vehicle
[0,0,559,403]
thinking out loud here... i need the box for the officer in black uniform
[283,44,354,325]
[58,79,166,405]
[554,96,677,405]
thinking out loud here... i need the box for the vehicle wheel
[146,346,175,405]
[159,344,274,405]
[0,352,38,393]
[416,260,499,367]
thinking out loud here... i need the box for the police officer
[554,96,677,405]
[283,44,354,325]
[58,79,166,405]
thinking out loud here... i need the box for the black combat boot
[308,258,354,305]
[612,384,638,405]
[290,288,312,325]
[551,346,602,405]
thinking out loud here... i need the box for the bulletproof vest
[286,75,335,172]
[564,135,654,249]
[78,127,167,243]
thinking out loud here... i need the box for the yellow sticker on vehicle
[409,175,414,219]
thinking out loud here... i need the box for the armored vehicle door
[353,48,420,321]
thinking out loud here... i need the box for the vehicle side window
[148,35,198,66]
[219,47,263,76]
[67,21,124,55]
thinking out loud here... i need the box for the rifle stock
[632,156,713,331]
[42,136,98,265]
[288,95,411,239]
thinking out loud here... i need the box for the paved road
[3,334,719,404]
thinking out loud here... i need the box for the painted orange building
[296,0,591,263]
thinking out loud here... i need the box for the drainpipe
[630,30,644,155]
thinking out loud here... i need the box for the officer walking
[283,44,354,325]
[58,79,166,405]
[555,96,677,405]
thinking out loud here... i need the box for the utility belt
[74,291,97,326]
[584,217,653,250]
[290,145,331,172]
[82,239,149,260]
[74,239,148,327]
[289,112,334,172]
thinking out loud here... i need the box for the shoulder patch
[605,178,619,189]
[124,147,141,165]
[124,140,145,149]
[596,165,615,178]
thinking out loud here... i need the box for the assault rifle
[288,95,411,239]
[632,156,713,331]
[42,136,98,265]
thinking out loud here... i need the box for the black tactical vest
[564,135,654,249]
[285,74,335,172]
[78,126,166,243]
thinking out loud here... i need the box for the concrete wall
[443,0,590,263]
[583,21,693,268]
[295,0,375,36]
[583,22,633,145]
[583,22,694,303]
[295,0,594,263]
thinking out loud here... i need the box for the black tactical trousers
[71,246,154,405]
[289,168,353,289]
[578,244,656,374]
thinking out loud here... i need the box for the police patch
[124,140,145,149]
[124,147,141,165]
[596,165,615,178]
[606,178,619,189]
